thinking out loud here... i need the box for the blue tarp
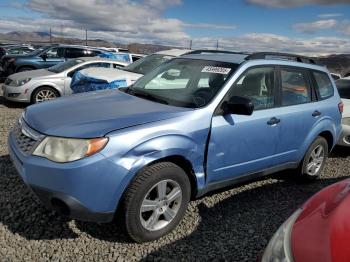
[98,52,131,62]
[70,71,128,94]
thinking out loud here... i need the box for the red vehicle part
[292,179,350,262]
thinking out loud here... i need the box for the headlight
[9,78,31,86]
[33,136,108,163]
[261,209,302,262]
[342,117,350,126]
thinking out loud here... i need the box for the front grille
[12,121,42,156]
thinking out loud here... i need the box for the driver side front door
[206,66,282,184]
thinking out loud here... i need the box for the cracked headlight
[261,209,302,262]
[33,136,108,163]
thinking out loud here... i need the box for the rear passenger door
[272,66,320,164]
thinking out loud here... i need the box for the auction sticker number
[202,66,231,75]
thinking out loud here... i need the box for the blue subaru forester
[8,51,342,242]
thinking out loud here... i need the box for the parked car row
[3,47,350,260]
[2,57,128,103]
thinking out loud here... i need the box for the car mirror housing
[40,53,47,61]
[221,96,254,115]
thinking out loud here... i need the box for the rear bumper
[337,124,350,147]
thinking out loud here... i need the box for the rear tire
[32,86,59,103]
[298,136,328,181]
[120,162,191,243]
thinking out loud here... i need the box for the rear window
[312,71,334,100]
[336,79,350,99]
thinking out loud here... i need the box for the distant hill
[0,31,349,76]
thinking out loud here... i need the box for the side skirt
[196,162,299,198]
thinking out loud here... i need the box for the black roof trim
[187,49,250,55]
[245,52,319,65]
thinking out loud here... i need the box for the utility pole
[189,39,192,50]
[85,29,88,46]
[216,39,219,50]
[49,28,52,44]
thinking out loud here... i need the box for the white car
[336,77,350,146]
[2,57,128,103]
[72,49,192,92]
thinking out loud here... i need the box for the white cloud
[318,13,343,18]
[12,0,235,45]
[246,0,350,8]
[190,34,350,56]
[293,19,338,33]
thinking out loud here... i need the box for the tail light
[338,102,344,114]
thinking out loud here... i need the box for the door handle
[267,117,280,126]
[312,110,322,117]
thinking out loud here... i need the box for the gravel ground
[1,87,350,261]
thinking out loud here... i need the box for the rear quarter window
[336,80,350,99]
[312,71,334,100]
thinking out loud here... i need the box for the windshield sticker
[202,66,231,75]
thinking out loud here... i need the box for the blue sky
[0,0,349,54]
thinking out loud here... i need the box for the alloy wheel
[306,145,325,176]
[140,179,182,231]
[35,89,57,102]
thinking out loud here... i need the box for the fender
[298,117,337,162]
[106,134,207,211]
[29,82,64,97]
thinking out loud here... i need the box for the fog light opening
[344,136,350,145]
[51,198,70,216]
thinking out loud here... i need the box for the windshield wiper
[130,89,169,105]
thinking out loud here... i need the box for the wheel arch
[143,155,198,200]
[30,85,62,103]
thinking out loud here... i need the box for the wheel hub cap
[307,145,325,176]
[140,179,182,231]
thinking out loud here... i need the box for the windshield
[128,58,238,108]
[336,79,350,99]
[122,54,173,75]
[48,59,83,73]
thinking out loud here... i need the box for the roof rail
[245,52,318,65]
[187,49,250,55]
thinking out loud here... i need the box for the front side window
[228,67,275,110]
[48,59,83,73]
[281,68,311,106]
[122,54,174,75]
[67,62,110,77]
[66,48,84,58]
[130,58,238,108]
[313,71,334,100]
[45,48,59,58]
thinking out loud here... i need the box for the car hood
[24,89,192,138]
[8,69,55,81]
[291,178,350,262]
[80,67,142,84]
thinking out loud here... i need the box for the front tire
[299,136,328,181]
[120,162,191,243]
[32,86,59,103]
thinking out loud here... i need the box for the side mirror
[40,53,47,61]
[221,96,254,115]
